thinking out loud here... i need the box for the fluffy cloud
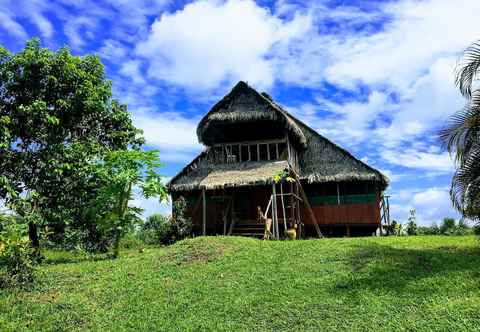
[133,109,202,162]
[381,148,454,173]
[136,0,312,90]
[390,187,460,225]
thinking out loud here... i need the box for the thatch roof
[197,81,307,147]
[169,81,389,192]
[169,160,288,192]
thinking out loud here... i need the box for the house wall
[172,180,382,237]
[301,181,381,236]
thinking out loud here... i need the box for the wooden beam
[227,193,236,235]
[291,170,323,238]
[202,188,206,236]
[222,194,232,235]
[272,183,280,239]
[212,138,286,147]
[336,183,341,205]
[280,182,287,231]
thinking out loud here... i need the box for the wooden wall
[301,181,381,226]
[173,180,382,236]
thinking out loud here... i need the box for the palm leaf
[456,41,480,98]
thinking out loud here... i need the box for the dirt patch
[38,291,61,304]
[166,240,233,265]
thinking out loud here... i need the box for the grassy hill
[1,236,480,331]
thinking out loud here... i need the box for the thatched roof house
[169,81,389,238]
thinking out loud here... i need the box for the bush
[138,214,173,245]
[0,222,36,288]
[137,197,193,246]
[121,231,146,249]
[405,209,418,236]
[440,218,456,234]
[171,197,193,240]
[43,225,114,253]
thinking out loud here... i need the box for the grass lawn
[1,235,480,331]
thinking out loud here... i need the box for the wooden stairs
[230,219,264,238]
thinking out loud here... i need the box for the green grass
[1,236,480,331]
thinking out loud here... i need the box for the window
[250,144,258,161]
[225,145,239,163]
[278,142,287,160]
[240,144,249,162]
[259,144,268,161]
[269,143,278,160]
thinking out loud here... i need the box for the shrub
[120,232,145,249]
[43,225,114,253]
[418,224,440,235]
[137,197,193,246]
[440,218,456,234]
[405,209,418,236]
[0,222,36,288]
[138,214,173,245]
[171,197,192,240]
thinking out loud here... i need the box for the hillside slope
[1,236,480,331]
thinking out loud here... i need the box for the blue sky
[1,0,479,225]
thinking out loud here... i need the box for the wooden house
[168,81,389,238]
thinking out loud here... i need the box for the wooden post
[227,193,236,235]
[336,183,341,205]
[280,182,287,231]
[292,172,322,238]
[346,225,351,237]
[272,183,279,239]
[202,188,206,236]
[296,182,302,239]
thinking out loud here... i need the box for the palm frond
[456,41,480,98]
[439,91,480,163]
[450,145,480,213]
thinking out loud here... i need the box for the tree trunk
[28,222,40,256]
[112,182,132,259]
[113,229,121,258]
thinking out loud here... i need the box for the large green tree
[440,40,480,220]
[91,150,168,258]
[0,39,142,249]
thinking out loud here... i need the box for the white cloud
[120,60,146,85]
[0,11,28,39]
[136,0,312,90]
[133,109,203,162]
[325,0,480,91]
[98,39,128,62]
[389,187,460,225]
[381,148,454,173]
[31,12,53,38]
[63,16,96,49]
[411,187,459,225]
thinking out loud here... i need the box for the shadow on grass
[42,251,114,265]
[331,242,480,296]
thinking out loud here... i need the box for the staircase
[230,219,264,238]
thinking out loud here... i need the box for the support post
[336,183,341,205]
[280,182,287,231]
[272,183,280,239]
[202,188,206,236]
[227,193,236,235]
[292,171,323,238]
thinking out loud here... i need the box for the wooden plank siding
[302,201,381,226]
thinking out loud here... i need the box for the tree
[405,209,418,235]
[440,217,456,234]
[91,150,168,258]
[440,40,480,220]
[0,39,142,251]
